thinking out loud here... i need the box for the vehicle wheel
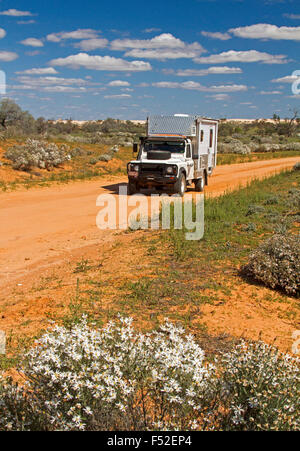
[128,181,139,195]
[174,172,186,197]
[195,177,205,192]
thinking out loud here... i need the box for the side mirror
[133,143,138,154]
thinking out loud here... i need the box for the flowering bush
[0,318,299,431]
[0,317,214,431]
[5,139,70,171]
[241,234,300,296]
[214,340,300,431]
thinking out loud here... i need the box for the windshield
[144,141,185,153]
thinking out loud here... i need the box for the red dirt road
[0,156,299,287]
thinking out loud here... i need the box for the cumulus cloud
[175,66,242,76]
[107,80,130,87]
[111,33,205,59]
[125,48,200,60]
[152,81,247,92]
[260,90,282,95]
[47,29,99,42]
[0,51,18,61]
[272,75,298,83]
[201,31,231,40]
[17,20,36,24]
[283,14,300,20]
[229,23,300,41]
[12,75,91,93]
[16,67,58,75]
[104,94,131,98]
[0,9,33,16]
[111,33,201,50]
[74,38,108,51]
[20,38,44,47]
[0,28,6,39]
[43,86,87,93]
[143,28,162,33]
[194,50,287,64]
[207,93,230,101]
[50,53,152,71]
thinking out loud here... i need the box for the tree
[0,98,23,129]
[286,108,299,137]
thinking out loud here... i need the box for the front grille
[140,163,164,176]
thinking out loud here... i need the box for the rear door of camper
[198,120,217,173]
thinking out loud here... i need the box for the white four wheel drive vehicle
[127,114,218,196]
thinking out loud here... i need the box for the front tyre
[128,181,139,195]
[174,172,186,197]
[195,177,205,192]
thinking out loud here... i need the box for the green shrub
[214,340,300,431]
[98,154,113,162]
[5,139,70,171]
[241,233,300,296]
[246,204,265,216]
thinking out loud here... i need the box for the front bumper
[128,172,178,186]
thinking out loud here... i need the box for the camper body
[127,115,218,196]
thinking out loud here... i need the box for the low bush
[4,139,70,171]
[0,317,299,431]
[214,340,300,431]
[241,233,300,296]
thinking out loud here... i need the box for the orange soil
[0,156,299,352]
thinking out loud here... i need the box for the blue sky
[0,0,299,120]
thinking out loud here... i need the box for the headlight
[166,165,177,175]
[129,164,139,172]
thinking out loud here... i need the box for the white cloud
[143,28,162,33]
[47,29,99,42]
[43,86,87,93]
[272,75,298,83]
[283,14,300,20]
[16,75,89,87]
[111,33,202,50]
[175,66,242,76]
[229,23,300,41]
[16,67,58,75]
[125,48,200,60]
[152,81,247,92]
[111,33,205,59]
[194,50,287,64]
[207,93,230,100]
[104,94,131,98]
[50,53,152,71]
[260,90,282,95]
[12,75,90,93]
[108,80,130,86]
[0,28,6,39]
[17,20,36,24]
[26,50,41,56]
[201,31,231,40]
[74,38,108,51]
[0,9,33,17]
[20,38,44,47]
[0,51,18,61]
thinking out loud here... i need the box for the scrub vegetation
[0,99,299,191]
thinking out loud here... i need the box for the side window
[186,144,191,158]
[200,130,204,142]
[209,129,213,147]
